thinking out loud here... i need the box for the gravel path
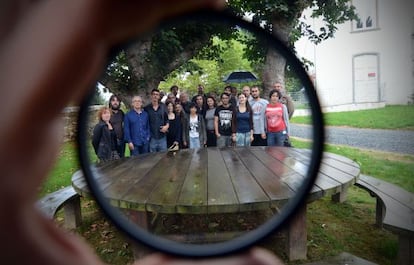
[290,124,414,155]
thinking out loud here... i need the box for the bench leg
[63,196,81,229]
[286,205,307,261]
[397,235,414,265]
[375,197,385,228]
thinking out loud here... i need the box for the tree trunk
[262,15,293,97]
[125,36,161,103]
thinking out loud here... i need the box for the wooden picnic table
[72,147,360,260]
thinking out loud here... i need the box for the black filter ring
[77,9,324,258]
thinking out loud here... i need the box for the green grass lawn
[291,105,414,130]
[291,139,414,193]
[39,141,97,197]
[39,142,79,197]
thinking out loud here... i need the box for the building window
[351,0,378,32]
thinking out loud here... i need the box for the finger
[249,247,285,265]
[101,0,226,45]
[2,0,226,139]
[133,248,284,265]
[1,0,225,190]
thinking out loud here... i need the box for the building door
[353,54,380,103]
[412,32,414,100]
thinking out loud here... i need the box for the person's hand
[133,247,284,265]
[129,142,135,151]
[107,122,114,130]
[261,133,267,139]
[160,125,169,133]
[0,1,230,265]
[0,0,285,264]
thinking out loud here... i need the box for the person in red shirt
[265,89,290,146]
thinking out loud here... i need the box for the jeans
[216,135,232,147]
[130,143,149,156]
[189,137,200,149]
[267,131,287,146]
[236,132,251,147]
[149,137,167,152]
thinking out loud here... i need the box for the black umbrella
[223,71,258,83]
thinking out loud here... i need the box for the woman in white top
[182,102,207,149]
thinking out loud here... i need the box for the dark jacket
[144,103,169,139]
[92,121,117,161]
[166,114,182,147]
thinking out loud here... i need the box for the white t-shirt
[189,115,199,138]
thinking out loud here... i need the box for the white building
[295,0,414,112]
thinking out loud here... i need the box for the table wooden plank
[313,172,342,198]
[71,170,89,196]
[252,147,309,192]
[322,157,360,180]
[290,149,358,187]
[322,152,360,170]
[145,150,194,213]
[292,149,360,177]
[264,148,324,202]
[103,153,165,206]
[222,148,271,212]
[206,148,240,213]
[176,148,208,214]
[240,147,294,209]
[319,161,357,186]
[288,149,357,200]
[92,158,137,191]
[120,151,190,211]
[267,148,344,202]
[264,148,310,178]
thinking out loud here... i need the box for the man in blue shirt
[124,96,150,156]
[144,89,169,152]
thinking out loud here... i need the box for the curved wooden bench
[36,186,81,229]
[355,174,414,265]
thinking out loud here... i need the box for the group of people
[92,82,295,162]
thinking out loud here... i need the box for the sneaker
[168,143,179,152]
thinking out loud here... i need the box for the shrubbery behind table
[72,147,360,261]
